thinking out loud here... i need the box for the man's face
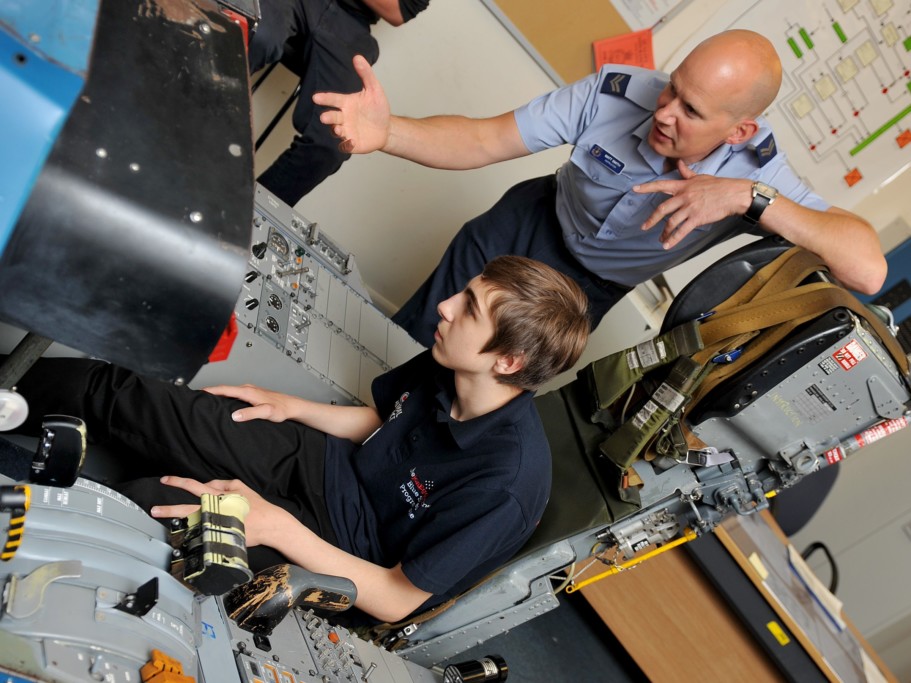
[647,58,742,165]
[431,276,500,376]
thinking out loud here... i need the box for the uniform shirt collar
[633,118,667,175]
[632,114,773,177]
[433,370,535,449]
[692,115,774,174]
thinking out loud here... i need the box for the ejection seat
[371,236,911,668]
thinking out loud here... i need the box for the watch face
[753,182,779,200]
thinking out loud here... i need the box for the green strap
[582,320,703,420]
[599,356,707,471]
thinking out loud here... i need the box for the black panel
[687,309,854,423]
[0,0,254,382]
[686,534,828,683]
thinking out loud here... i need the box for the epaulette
[600,72,631,97]
[753,132,777,167]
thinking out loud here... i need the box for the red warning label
[824,447,845,465]
[833,340,867,371]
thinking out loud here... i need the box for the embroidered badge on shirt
[399,467,434,519]
[388,392,409,421]
[590,144,625,174]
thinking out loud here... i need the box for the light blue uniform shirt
[514,65,829,287]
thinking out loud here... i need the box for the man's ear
[494,353,525,377]
[725,118,759,145]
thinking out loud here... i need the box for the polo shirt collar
[432,371,536,450]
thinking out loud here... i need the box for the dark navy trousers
[250,0,379,206]
[392,175,631,347]
[12,357,337,570]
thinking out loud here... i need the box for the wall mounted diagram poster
[662,0,911,209]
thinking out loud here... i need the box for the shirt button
[411,434,418,442]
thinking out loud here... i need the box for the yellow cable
[565,528,698,593]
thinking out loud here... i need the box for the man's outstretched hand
[313,55,391,154]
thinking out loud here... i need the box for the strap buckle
[681,447,736,467]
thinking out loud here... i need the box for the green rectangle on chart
[787,37,802,58]
[850,102,911,155]
[833,22,847,43]
[800,28,814,50]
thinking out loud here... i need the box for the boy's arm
[204,384,382,443]
[153,476,432,623]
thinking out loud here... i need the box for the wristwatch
[744,181,779,225]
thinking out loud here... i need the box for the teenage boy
[11,255,589,623]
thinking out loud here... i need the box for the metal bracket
[113,577,158,617]
[4,560,83,619]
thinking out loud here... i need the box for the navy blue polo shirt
[323,350,551,601]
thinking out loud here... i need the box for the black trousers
[13,357,338,570]
[250,0,380,206]
[392,175,632,347]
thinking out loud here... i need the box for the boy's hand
[203,384,301,423]
[151,476,291,547]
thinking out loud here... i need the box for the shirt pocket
[569,145,635,192]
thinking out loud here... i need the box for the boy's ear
[494,353,525,376]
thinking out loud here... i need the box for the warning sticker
[832,339,867,371]
[824,446,845,465]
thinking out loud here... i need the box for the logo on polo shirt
[400,467,434,519]
[388,392,409,421]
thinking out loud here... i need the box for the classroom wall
[254,1,911,677]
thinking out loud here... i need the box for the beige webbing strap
[711,247,828,314]
[699,281,908,375]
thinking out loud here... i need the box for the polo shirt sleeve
[371,350,433,417]
[399,486,533,596]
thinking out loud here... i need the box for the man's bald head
[683,30,782,119]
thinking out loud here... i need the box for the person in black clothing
[251,0,430,206]
[10,256,589,623]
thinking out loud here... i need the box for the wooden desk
[579,512,896,682]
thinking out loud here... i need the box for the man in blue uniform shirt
[314,29,887,347]
[10,256,589,624]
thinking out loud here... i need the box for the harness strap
[598,248,908,471]
[599,356,706,471]
[582,320,703,419]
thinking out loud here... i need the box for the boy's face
[431,276,500,375]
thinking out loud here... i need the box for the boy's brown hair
[479,255,590,390]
